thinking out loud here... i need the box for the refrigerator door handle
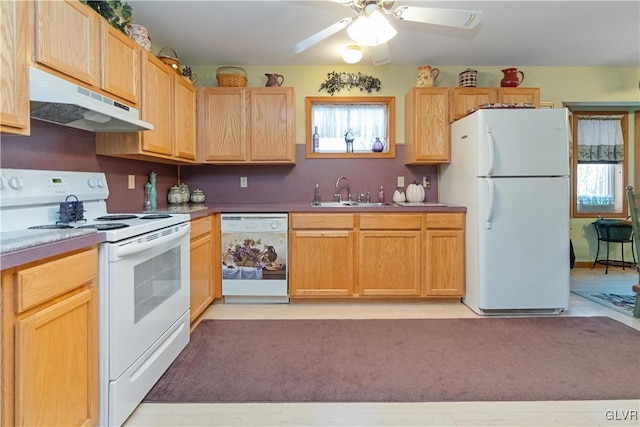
[485,127,495,176]
[484,177,495,229]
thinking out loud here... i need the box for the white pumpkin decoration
[406,181,425,203]
[392,188,406,203]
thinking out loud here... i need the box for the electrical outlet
[423,176,431,189]
[128,175,135,189]
[397,176,404,188]
[240,176,248,188]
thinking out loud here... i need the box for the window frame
[571,110,629,218]
[305,96,395,159]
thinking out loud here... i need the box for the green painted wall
[191,64,640,264]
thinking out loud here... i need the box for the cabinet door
[197,88,247,162]
[359,231,422,296]
[451,88,498,121]
[101,21,139,105]
[289,230,354,296]
[1,0,30,135]
[498,87,540,107]
[15,287,98,427]
[173,76,197,161]
[141,52,173,156]
[404,87,450,164]
[190,232,213,324]
[424,213,465,297]
[34,0,99,85]
[249,88,295,163]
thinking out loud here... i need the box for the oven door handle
[114,223,191,258]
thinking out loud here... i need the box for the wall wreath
[319,71,382,96]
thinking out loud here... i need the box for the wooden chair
[626,186,640,317]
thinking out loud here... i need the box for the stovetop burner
[95,215,138,221]
[140,214,172,219]
[76,223,130,230]
[28,224,74,230]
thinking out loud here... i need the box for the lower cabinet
[424,213,465,296]
[1,247,99,427]
[190,215,216,324]
[289,212,465,299]
[359,214,423,296]
[289,214,355,297]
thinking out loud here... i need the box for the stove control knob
[97,178,105,188]
[87,177,97,188]
[271,221,279,230]
[8,176,23,190]
[0,175,6,190]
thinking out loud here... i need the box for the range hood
[29,67,153,132]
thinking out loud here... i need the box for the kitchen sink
[311,201,394,208]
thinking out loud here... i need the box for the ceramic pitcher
[265,73,284,87]
[500,68,525,87]
[415,66,440,87]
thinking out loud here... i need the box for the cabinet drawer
[426,213,465,229]
[190,216,212,240]
[360,214,422,230]
[15,248,98,313]
[290,214,355,229]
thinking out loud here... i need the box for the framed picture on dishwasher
[220,213,289,303]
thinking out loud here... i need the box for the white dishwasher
[221,213,289,303]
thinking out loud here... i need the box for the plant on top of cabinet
[80,0,132,33]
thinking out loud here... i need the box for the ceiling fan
[292,0,482,65]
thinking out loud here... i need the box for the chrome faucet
[335,176,351,202]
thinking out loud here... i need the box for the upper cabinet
[451,87,540,122]
[404,87,450,164]
[96,51,197,164]
[0,0,30,135]
[34,0,100,86]
[101,21,140,106]
[197,87,295,164]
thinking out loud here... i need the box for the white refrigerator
[439,108,571,315]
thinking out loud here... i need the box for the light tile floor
[124,268,640,427]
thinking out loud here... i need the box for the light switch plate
[128,175,135,189]
[397,176,404,188]
[240,176,248,188]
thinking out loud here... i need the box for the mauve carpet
[143,317,640,403]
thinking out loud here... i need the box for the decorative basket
[157,47,181,74]
[216,66,247,87]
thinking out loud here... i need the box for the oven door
[106,222,190,379]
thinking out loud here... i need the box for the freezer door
[477,176,570,310]
[474,109,570,177]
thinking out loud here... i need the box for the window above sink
[306,96,395,159]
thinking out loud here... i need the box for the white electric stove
[0,168,192,427]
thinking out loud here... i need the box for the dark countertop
[1,202,466,269]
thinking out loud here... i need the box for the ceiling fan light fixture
[342,45,363,63]
[347,10,397,46]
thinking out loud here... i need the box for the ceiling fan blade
[393,6,482,29]
[292,18,353,54]
[371,43,390,66]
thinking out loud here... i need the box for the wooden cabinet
[289,214,355,297]
[197,87,295,164]
[359,214,423,296]
[1,247,99,427]
[190,215,215,325]
[451,87,540,122]
[404,87,450,164]
[34,0,100,86]
[0,0,30,135]
[96,51,197,164]
[289,212,464,299]
[424,213,465,297]
[101,20,140,106]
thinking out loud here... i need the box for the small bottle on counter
[312,183,322,205]
[378,184,384,203]
[143,182,152,211]
[149,172,157,211]
[312,126,320,152]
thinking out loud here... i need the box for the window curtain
[577,115,624,162]
[312,104,387,151]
